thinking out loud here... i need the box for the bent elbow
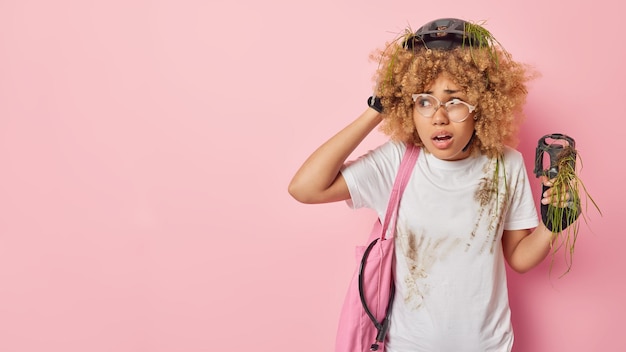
[287,181,314,204]
[288,175,348,204]
[510,265,532,274]
[506,258,540,274]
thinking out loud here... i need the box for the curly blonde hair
[372,31,535,159]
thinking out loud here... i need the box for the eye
[416,96,433,108]
[445,98,467,110]
[446,98,465,106]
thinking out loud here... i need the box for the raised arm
[288,107,382,204]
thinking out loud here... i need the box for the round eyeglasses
[411,93,477,123]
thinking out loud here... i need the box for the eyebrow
[425,89,461,95]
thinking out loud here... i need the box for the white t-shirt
[341,141,539,352]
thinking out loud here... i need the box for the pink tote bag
[335,144,419,352]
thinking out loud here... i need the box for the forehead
[424,73,463,93]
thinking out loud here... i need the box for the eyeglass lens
[414,94,471,122]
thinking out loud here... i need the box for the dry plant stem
[374,21,509,95]
[463,21,511,67]
[546,147,601,277]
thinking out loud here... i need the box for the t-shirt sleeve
[340,141,405,213]
[503,149,540,231]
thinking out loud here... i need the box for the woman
[288,18,573,352]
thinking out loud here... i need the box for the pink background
[0,1,622,351]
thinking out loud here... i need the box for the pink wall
[0,1,623,351]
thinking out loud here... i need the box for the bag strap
[380,144,419,240]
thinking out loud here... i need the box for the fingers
[541,189,572,206]
[539,175,555,188]
[541,181,575,207]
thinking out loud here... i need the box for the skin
[288,73,569,273]
[413,74,476,161]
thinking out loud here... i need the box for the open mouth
[433,134,452,141]
[430,132,454,149]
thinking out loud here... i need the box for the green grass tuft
[544,146,602,278]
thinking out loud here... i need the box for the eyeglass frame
[411,93,477,123]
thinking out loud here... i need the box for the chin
[430,148,471,161]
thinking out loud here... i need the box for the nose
[431,105,449,125]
